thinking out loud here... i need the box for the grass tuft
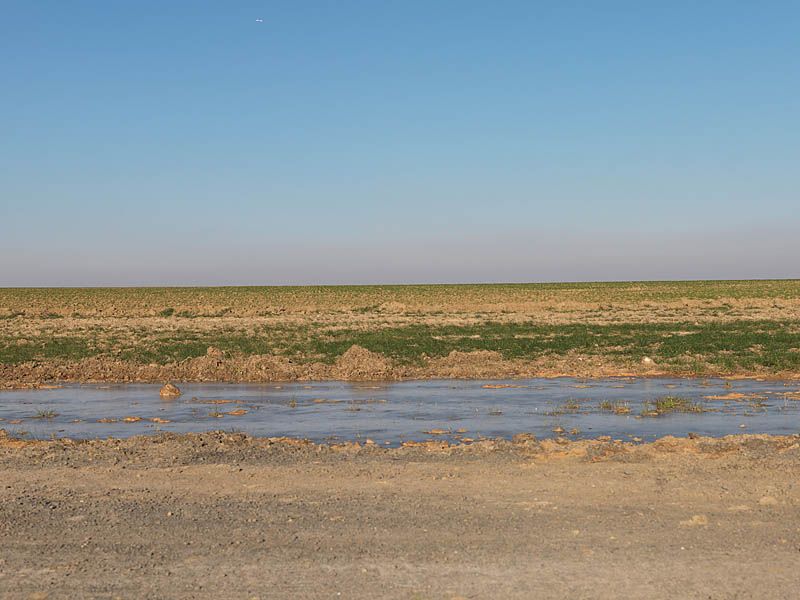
[33,409,59,419]
[598,400,631,414]
[642,396,706,416]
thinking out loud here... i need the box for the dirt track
[2,433,799,599]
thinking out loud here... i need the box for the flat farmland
[2,281,800,385]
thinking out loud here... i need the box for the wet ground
[2,377,799,443]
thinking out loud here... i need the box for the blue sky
[1,1,798,285]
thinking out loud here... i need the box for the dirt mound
[331,345,394,380]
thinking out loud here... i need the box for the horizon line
[1,277,798,290]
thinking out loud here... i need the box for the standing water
[1,378,799,445]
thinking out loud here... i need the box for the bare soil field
[1,432,799,599]
[2,281,800,385]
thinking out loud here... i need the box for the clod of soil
[423,429,450,435]
[159,382,182,399]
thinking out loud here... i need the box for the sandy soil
[2,432,799,599]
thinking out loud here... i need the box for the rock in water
[160,383,182,399]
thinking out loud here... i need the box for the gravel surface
[1,432,799,599]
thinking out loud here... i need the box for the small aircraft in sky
[255,18,263,23]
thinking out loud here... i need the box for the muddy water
[1,378,800,444]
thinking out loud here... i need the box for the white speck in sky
[256,18,263,23]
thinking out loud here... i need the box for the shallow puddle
[1,378,799,444]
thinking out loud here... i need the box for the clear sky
[1,1,798,285]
